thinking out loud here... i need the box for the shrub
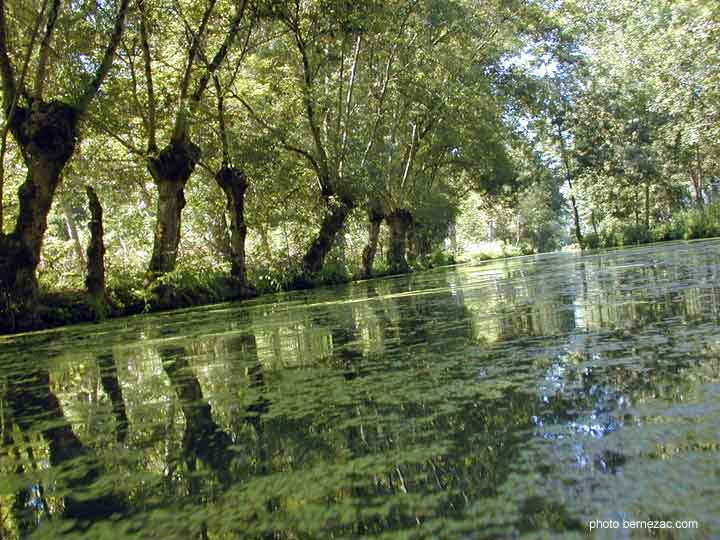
[429,248,456,267]
[588,202,720,251]
[622,224,653,245]
[583,232,601,249]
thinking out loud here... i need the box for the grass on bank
[20,247,458,333]
[25,202,720,333]
[583,203,720,249]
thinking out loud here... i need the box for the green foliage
[428,248,456,268]
[317,261,351,285]
[584,202,720,249]
[682,204,720,240]
[582,232,601,250]
[6,0,719,332]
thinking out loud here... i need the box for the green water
[2,241,720,539]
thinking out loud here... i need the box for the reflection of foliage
[3,242,720,537]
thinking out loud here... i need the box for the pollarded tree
[212,73,250,289]
[237,0,414,280]
[0,0,130,324]
[357,0,530,273]
[124,0,250,282]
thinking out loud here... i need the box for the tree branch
[76,0,131,114]
[292,27,330,184]
[213,75,229,166]
[361,5,413,168]
[338,33,361,180]
[231,91,322,178]
[34,0,60,99]
[138,0,157,153]
[93,118,145,158]
[170,0,217,142]
[121,38,150,141]
[189,0,248,110]
[0,0,17,107]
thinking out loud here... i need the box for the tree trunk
[386,209,412,274]
[332,223,347,269]
[417,230,434,260]
[634,188,640,226]
[62,198,85,271]
[590,210,598,236]
[302,196,354,279]
[569,192,583,247]
[0,101,79,326]
[360,209,383,278]
[215,166,248,286]
[208,211,232,262]
[448,221,457,255]
[85,186,106,302]
[644,181,650,229]
[146,138,200,281]
[557,122,583,247]
[690,171,703,207]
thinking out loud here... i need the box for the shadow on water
[1,241,720,538]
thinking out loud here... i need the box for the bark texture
[568,185,583,246]
[360,208,383,278]
[215,166,248,285]
[85,185,106,300]
[146,138,200,280]
[0,101,78,325]
[302,196,354,278]
[386,209,413,274]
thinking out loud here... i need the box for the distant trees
[531,0,720,245]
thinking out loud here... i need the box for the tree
[213,73,251,289]
[0,0,130,325]
[141,0,249,282]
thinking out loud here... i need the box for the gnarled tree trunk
[360,208,383,278]
[302,196,354,278]
[386,209,412,274]
[85,185,106,303]
[215,165,248,286]
[146,138,200,281]
[0,101,78,316]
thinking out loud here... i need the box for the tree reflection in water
[1,241,720,538]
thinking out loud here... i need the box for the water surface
[2,240,720,539]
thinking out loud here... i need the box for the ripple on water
[1,240,719,538]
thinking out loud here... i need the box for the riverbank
[9,229,717,336]
[581,204,720,249]
[1,254,459,336]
